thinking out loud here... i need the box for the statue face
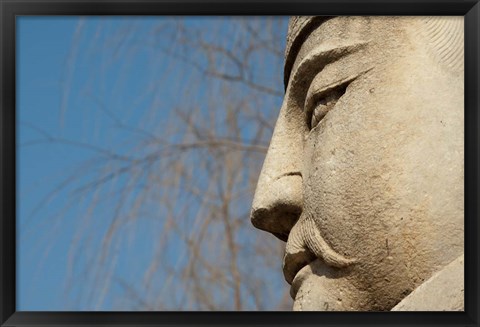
[251,17,464,311]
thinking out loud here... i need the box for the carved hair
[422,16,464,73]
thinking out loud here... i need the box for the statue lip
[290,263,313,299]
[283,249,316,285]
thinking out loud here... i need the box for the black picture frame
[1,0,478,326]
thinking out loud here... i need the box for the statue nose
[250,100,304,241]
[250,173,303,241]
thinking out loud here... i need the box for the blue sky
[17,16,288,311]
[17,16,85,310]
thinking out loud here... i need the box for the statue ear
[422,16,464,73]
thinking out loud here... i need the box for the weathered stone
[250,16,464,311]
[391,254,464,311]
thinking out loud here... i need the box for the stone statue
[250,16,464,311]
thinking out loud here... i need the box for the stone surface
[250,16,464,311]
[391,254,464,311]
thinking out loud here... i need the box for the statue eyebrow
[287,40,370,104]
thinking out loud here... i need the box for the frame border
[1,0,478,326]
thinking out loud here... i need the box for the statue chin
[292,256,465,311]
[291,260,360,311]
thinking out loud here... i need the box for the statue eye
[307,82,348,130]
